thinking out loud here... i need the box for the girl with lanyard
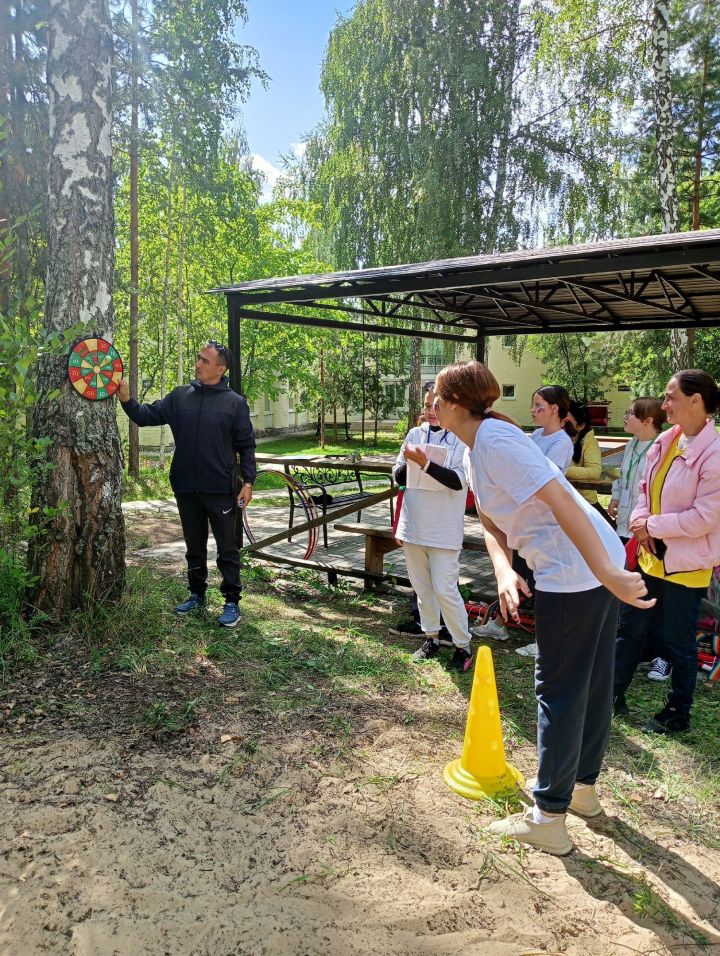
[433,360,653,856]
[393,386,473,672]
[609,398,669,685]
[609,397,665,541]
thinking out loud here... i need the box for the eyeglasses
[624,409,635,418]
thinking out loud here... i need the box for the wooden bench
[334,522,487,588]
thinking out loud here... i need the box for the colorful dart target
[68,337,124,400]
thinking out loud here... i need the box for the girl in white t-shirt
[480,385,573,650]
[394,387,473,673]
[433,360,654,856]
[530,385,574,472]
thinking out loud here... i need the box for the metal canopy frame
[210,228,720,393]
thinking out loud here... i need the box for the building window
[502,384,516,399]
[383,382,405,410]
[264,396,271,413]
[501,335,517,348]
[420,343,444,370]
[617,385,631,392]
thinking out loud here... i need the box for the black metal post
[475,331,486,363]
[227,295,241,394]
[227,294,245,545]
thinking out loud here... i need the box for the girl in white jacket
[394,387,473,672]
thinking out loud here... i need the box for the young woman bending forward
[433,361,653,856]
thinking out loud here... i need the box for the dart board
[67,338,124,400]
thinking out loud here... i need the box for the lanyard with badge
[619,439,651,508]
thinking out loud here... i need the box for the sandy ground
[3,714,719,956]
[1,515,719,955]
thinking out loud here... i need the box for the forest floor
[1,509,719,956]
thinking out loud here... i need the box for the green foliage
[0,551,37,671]
[0,230,62,660]
[523,332,616,401]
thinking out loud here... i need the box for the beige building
[486,337,631,430]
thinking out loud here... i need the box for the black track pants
[175,492,241,604]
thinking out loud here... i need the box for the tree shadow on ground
[564,840,720,952]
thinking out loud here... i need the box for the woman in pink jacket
[614,369,720,734]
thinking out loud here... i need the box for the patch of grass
[258,431,400,457]
[632,876,710,946]
[475,788,528,819]
[141,698,199,735]
[278,861,346,892]
[122,465,173,502]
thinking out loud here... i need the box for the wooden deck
[128,497,498,600]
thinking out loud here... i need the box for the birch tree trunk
[651,0,690,370]
[28,0,124,618]
[176,186,187,385]
[158,149,175,467]
[651,0,679,234]
[127,0,140,478]
[407,336,422,433]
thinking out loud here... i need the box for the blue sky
[237,0,354,195]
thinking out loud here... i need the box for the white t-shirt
[395,425,467,550]
[531,427,574,473]
[465,418,625,593]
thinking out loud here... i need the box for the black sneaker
[412,638,440,662]
[642,704,690,735]
[647,657,673,681]
[389,618,423,637]
[437,626,454,647]
[613,694,630,716]
[447,647,473,673]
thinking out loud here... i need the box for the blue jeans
[533,587,619,814]
[614,573,705,716]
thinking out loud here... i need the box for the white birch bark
[29,0,124,618]
[651,0,690,369]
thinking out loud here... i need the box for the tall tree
[127,0,140,477]
[28,0,124,618]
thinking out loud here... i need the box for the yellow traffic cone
[444,645,524,799]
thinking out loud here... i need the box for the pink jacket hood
[631,419,720,574]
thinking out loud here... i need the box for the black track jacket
[120,378,257,494]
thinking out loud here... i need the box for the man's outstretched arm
[117,378,170,427]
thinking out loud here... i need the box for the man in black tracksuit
[118,342,256,627]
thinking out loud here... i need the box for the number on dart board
[67,338,124,401]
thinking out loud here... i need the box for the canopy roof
[212,229,720,388]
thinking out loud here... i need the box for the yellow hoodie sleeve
[565,430,602,481]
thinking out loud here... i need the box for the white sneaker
[526,777,603,818]
[647,657,672,681]
[472,618,510,641]
[515,642,538,657]
[488,807,573,856]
